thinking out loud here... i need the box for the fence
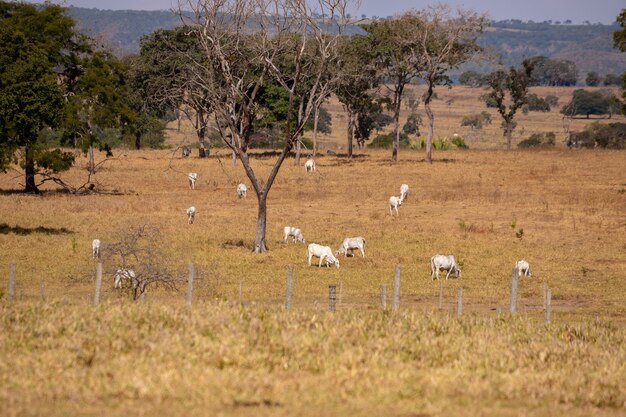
[4,262,554,322]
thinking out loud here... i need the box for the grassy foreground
[1,302,625,417]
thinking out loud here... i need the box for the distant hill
[66,7,626,82]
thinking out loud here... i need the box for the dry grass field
[1,86,625,416]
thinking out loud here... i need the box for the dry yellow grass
[0,86,625,416]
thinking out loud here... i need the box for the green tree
[561,89,614,118]
[586,72,601,86]
[603,73,622,86]
[613,8,626,115]
[0,1,87,193]
[486,60,534,149]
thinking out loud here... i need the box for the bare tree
[412,5,486,163]
[102,225,180,301]
[178,0,358,253]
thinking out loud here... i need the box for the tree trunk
[24,145,38,194]
[294,140,301,166]
[346,108,354,159]
[88,144,95,174]
[135,131,141,150]
[312,105,319,157]
[506,124,513,150]
[392,82,404,162]
[253,191,269,253]
[196,110,208,158]
[231,136,237,167]
[425,100,434,164]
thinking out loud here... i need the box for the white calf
[304,159,316,172]
[400,184,409,203]
[430,254,462,280]
[114,268,136,289]
[188,173,198,190]
[389,196,402,216]
[237,183,247,198]
[308,243,340,268]
[92,239,101,259]
[284,226,305,244]
[514,260,532,278]
[336,236,366,257]
[186,206,196,224]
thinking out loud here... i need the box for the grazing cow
[336,236,366,258]
[92,239,101,259]
[186,206,196,224]
[514,260,532,278]
[181,146,191,158]
[304,159,316,172]
[188,173,198,190]
[237,183,247,198]
[284,226,305,244]
[389,196,402,216]
[114,268,136,289]
[400,184,409,203]
[430,254,462,280]
[307,243,340,268]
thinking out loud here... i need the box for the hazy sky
[29,0,624,24]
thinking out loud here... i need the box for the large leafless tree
[177,0,357,253]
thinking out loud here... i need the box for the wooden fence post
[8,263,16,303]
[285,264,293,310]
[187,262,194,306]
[380,285,387,311]
[542,283,548,310]
[338,282,343,306]
[40,280,45,303]
[329,285,336,312]
[438,279,443,310]
[457,287,463,318]
[509,267,518,314]
[392,265,401,311]
[545,288,552,323]
[94,262,102,305]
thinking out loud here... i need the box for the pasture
[1,86,625,416]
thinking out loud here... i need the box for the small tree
[486,60,534,149]
[586,72,601,86]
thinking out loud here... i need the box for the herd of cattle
[91,158,533,289]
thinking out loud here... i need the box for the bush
[518,132,556,148]
[452,136,469,149]
[368,133,410,148]
[567,122,625,149]
[481,93,498,108]
[461,112,492,129]
[523,93,551,113]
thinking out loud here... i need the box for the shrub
[567,122,626,149]
[452,136,469,149]
[481,93,498,108]
[518,132,556,148]
[368,133,410,148]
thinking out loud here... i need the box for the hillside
[66,7,626,81]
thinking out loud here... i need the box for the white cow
[114,268,136,289]
[186,206,196,224]
[284,226,305,244]
[389,196,402,216]
[188,173,198,190]
[237,183,247,198]
[308,243,340,268]
[430,254,462,280]
[92,239,101,259]
[304,159,316,172]
[336,236,366,258]
[514,260,532,278]
[400,184,409,203]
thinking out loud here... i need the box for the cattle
[92,239,101,259]
[514,260,532,278]
[284,226,305,244]
[181,146,191,158]
[336,236,366,258]
[304,159,316,172]
[307,243,340,268]
[188,173,198,190]
[430,254,462,280]
[114,268,136,289]
[186,206,196,224]
[389,196,402,216]
[400,184,409,203]
[237,183,247,198]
